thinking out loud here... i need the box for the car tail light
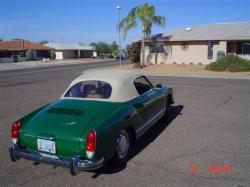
[11,121,20,144]
[85,130,96,159]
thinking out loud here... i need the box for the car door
[133,76,164,123]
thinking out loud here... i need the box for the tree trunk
[141,32,145,68]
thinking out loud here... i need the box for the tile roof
[149,22,250,42]
[44,42,93,50]
[0,40,50,50]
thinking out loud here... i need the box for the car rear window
[64,80,112,99]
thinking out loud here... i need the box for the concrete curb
[0,59,114,71]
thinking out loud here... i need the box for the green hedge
[206,54,250,72]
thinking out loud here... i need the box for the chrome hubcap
[116,130,129,159]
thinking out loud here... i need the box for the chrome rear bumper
[9,145,104,175]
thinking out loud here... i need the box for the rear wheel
[113,129,132,164]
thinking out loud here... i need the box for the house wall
[55,50,93,59]
[55,51,63,60]
[0,56,26,63]
[0,57,13,63]
[145,41,226,65]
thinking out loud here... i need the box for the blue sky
[0,0,249,47]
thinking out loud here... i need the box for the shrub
[126,42,141,63]
[25,50,33,61]
[206,54,250,72]
[217,50,225,60]
[50,50,56,60]
[198,62,203,65]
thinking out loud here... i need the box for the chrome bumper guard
[9,145,104,175]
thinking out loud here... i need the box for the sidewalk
[105,63,250,80]
[0,58,112,71]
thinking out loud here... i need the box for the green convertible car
[9,70,174,175]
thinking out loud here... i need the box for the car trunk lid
[19,99,101,157]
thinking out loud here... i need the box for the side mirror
[156,84,162,88]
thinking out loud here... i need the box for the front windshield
[64,80,112,99]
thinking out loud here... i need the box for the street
[0,61,250,187]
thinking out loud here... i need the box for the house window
[149,43,165,53]
[236,42,250,55]
[207,41,213,59]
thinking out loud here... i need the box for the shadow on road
[91,105,184,178]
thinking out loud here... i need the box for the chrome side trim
[136,107,166,135]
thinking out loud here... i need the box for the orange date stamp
[188,164,233,174]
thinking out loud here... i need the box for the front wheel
[113,129,132,164]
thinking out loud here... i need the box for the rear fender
[93,106,140,161]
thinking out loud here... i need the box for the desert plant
[50,50,56,60]
[217,50,225,60]
[206,54,250,72]
[25,50,33,61]
[118,3,165,67]
[126,42,141,63]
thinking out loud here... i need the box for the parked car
[115,54,125,60]
[9,70,174,175]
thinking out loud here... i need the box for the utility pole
[116,6,122,68]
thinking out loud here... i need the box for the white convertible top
[61,69,144,102]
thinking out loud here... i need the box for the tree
[127,42,141,63]
[118,3,165,67]
[90,42,98,51]
[39,40,49,44]
[50,50,56,60]
[90,42,111,56]
[110,41,119,55]
[97,42,111,56]
[25,50,33,61]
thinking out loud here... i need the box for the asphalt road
[0,61,250,187]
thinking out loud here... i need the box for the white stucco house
[143,22,250,65]
[44,42,94,60]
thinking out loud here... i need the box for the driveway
[0,66,249,187]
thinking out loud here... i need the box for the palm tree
[118,3,165,67]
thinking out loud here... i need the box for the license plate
[37,139,56,154]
